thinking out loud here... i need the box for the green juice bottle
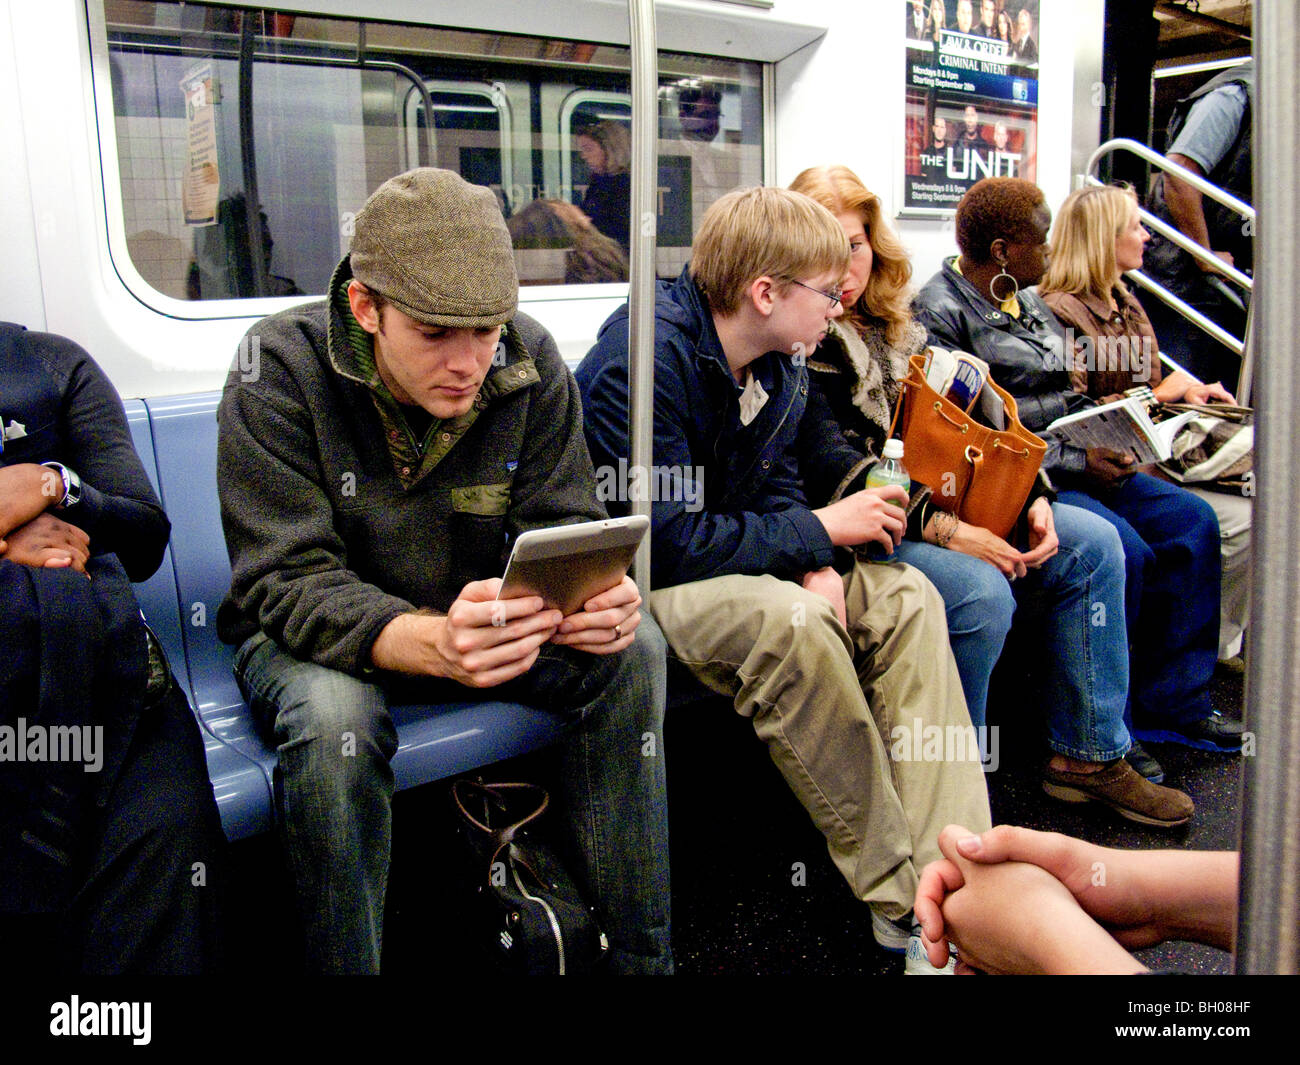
[864,438,910,560]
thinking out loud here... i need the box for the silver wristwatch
[41,461,83,509]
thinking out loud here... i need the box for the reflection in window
[97,1,763,302]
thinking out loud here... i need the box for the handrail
[106,32,439,168]
[1121,267,1245,355]
[627,0,658,592]
[1086,136,1254,226]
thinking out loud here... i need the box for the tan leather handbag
[888,353,1047,539]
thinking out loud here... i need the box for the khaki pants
[1186,487,1251,660]
[650,560,991,917]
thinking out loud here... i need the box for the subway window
[95,1,764,305]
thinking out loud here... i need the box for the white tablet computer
[497,515,650,615]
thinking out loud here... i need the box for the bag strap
[958,445,983,513]
[1161,401,1253,423]
[452,779,549,852]
[887,363,923,440]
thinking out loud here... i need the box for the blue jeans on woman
[895,502,1131,761]
[1058,471,1220,735]
[234,619,673,975]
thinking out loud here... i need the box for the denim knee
[1058,505,1126,578]
[601,614,668,736]
[1183,492,1223,558]
[236,633,397,774]
[954,562,1015,643]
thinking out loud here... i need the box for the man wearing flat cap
[216,168,671,974]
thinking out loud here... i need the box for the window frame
[86,0,776,322]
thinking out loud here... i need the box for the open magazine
[1044,396,1198,464]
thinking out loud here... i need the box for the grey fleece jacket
[216,260,606,676]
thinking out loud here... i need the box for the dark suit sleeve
[57,343,170,582]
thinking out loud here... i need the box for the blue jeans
[235,619,673,975]
[1058,471,1220,732]
[897,503,1131,761]
[892,540,1013,729]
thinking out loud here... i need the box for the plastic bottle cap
[882,438,905,460]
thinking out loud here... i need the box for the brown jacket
[1041,285,1164,401]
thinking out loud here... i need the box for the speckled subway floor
[221,661,1245,976]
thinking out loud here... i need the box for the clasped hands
[0,462,89,572]
[914,824,1159,975]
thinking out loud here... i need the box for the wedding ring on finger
[614,624,623,640]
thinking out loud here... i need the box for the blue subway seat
[124,394,565,841]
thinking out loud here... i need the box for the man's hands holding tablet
[370,514,646,686]
[370,576,641,686]
[550,574,641,655]
[370,579,561,687]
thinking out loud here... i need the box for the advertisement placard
[900,0,1041,216]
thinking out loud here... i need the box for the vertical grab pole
[627,0,658,594]
[237,12,267,298]
[1236,0,1300,975]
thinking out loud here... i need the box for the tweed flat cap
[350,168,518,327]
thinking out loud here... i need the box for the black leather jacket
[912,258,1092,474]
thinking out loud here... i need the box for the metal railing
[627,0,658,592]
[1085,137,1255,398]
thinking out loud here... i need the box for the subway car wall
[0,0,1100,398]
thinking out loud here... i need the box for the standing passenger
[1139,60,1254,389]
[576,186,992,973]
[216,168,671,974]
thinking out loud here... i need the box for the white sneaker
[904,929,956,975]
[870,907,911,953]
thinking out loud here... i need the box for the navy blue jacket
[576,268,869,589]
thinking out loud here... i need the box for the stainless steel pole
[1236,0,1300,975]
[627,0,658,593]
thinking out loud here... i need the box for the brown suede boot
[1042,759,1194,827]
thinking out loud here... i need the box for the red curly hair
[955,177,1046,264]
[788,165,914,349]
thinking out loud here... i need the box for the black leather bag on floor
[451,779,609,975]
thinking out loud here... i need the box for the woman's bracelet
[930,509,959,548]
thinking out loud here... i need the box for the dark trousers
[1058,471,1221,732]
[0,558,226,974]
[72,680,226,974]
[1,680,226,975]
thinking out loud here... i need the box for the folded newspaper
[1044,396,1197,464]
[922,348,1005,429]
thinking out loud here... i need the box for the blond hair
[689,186,849,315]
[789,165,914,349]
[1040,184,1138,303]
